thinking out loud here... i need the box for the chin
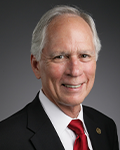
[60,97,84,107]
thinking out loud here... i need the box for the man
[0,5,119,150]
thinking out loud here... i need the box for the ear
[31,55,41,79]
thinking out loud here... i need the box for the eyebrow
[78,50,95,55]
[49,49,95,57]
[49,51,68,57]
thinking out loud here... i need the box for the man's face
[38,15,96,114]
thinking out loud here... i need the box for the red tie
[68,119,89,150]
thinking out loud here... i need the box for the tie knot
[68,119,84,136]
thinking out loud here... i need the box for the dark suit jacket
[0,93,119,150]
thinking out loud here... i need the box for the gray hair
[31,5,101,61]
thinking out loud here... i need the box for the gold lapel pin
[96,128,101,134]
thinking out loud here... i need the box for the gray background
[0,0,120,143]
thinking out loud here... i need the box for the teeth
[64,84,81,88]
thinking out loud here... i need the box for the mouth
[62,84,82,88]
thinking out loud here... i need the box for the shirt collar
[39,89,87,136]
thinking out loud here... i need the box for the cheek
[84,62,96,80]
[47,63,66,80]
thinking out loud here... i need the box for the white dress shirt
[39,89,93,150]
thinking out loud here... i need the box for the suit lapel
[83,106,111,150]
[27,93,65,150]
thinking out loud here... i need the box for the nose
[65,56,83,77]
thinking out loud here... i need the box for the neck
[56,103,81,118]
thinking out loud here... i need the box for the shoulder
[83,105,119,149]
[0,97,37,136]
[0,103,29,131]
[0,93,40,127]
[83,105,116,128]
[0,102,34,149]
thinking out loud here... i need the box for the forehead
[44,14,94,54]
[47,14,93,38]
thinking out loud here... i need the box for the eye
[54,55,64,59]
[52,54,69,63]
[80,54,92,62]
[81,54,89,58]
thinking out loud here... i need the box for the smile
[62,84,82,88]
